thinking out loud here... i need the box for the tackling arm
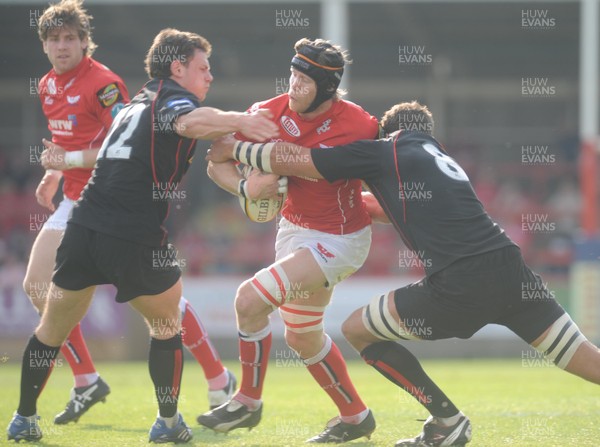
[175,108,278,142]
[208,135,324,179]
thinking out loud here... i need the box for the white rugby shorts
[275,217,372,289]
[42,198,75,231]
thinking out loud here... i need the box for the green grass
[1,359,599,446]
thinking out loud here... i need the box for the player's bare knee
[23,275,47,311]
[235,282,260,318]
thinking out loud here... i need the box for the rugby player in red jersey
[23,0,128,426]
[199,38,379,443]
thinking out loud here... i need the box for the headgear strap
[290,45,344,113]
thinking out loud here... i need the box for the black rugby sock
[361,341,459,418]
[18,334,60,417]
[149,334,183,418]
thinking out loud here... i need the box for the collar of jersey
[52,56,90,83]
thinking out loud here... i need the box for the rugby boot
[395,414,472,447]
[54,376,110,424]
[306,409,376,443]
[197,399,262,433]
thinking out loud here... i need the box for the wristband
[277,176,288,194]
[64,150,85,168]
[233,141,274,173]
[237,178,249,198]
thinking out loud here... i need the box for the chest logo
[281,115,301,137]
[67,95,80,104]
[316,119,331,135]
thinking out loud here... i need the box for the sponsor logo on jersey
[316,118,331,135]
[67,95,80,104]
[96,83,123,108]
[281,115,301,137]
[49,116,76,131]
[166,98,194,112]
[64,78,75,90]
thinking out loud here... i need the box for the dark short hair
[38,0,96,56]
[144,28,212,79]
[380,101,434,136]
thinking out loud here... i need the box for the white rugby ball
[238,166,286,223]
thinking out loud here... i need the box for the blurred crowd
[0,138,584,283]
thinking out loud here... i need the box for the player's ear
[81,35,88,52]
[170,59,183,78]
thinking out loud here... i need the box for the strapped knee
[362,293,416,341]
[280,303,325,333]
[534,313,587,369]
[250,265,291,309]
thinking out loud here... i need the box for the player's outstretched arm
[175,108,278,141]
[208,134,324,179]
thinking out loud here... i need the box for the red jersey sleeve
[92,78,130,131]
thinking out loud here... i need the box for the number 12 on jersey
[97,102,145,160]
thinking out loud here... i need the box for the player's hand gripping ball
[239,165,287,223]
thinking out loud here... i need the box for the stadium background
[0,0,598,364]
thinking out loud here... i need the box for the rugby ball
[238,167,286,223]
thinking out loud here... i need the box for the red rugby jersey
[243,94,379,235]
[38,56,129,200]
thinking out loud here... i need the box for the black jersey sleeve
[156,92,201,133]
[310,139,383,182]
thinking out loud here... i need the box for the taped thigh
[279,303,325,333]
[250,265,291,309]
[534,313,587,369]
[362,293,417,341]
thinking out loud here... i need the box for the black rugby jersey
[311,131,515,276]
[70,78,200,246]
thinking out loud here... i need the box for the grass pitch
[0,359,598,446]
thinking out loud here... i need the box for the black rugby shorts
[53,223,181,303]
[393,246,565,343]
